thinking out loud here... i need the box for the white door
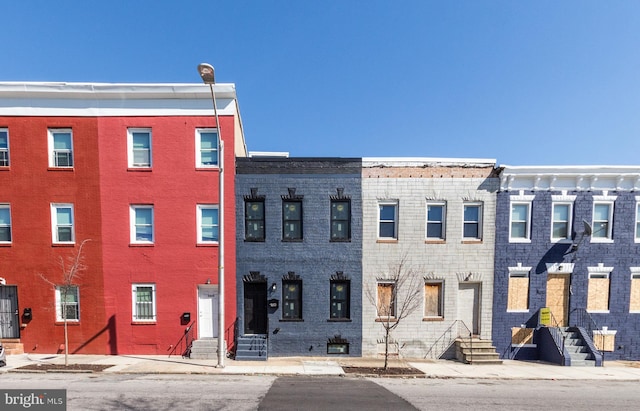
[458,283,480,335]
[198,287,218,338]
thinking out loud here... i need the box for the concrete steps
[455,338,503,365]
[235,335,267,361]
[0,339,24,355]
[189,338,220,360]
[562,328,596,367]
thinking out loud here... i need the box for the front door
[244,282,267,334]
[0,285,19,338]
[546,274,569,326]
[198,287,218,338]
[458,283,480,335]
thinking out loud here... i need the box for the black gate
[0,285,19,338]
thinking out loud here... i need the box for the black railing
[424,320,473,361]
[570,308,598,340]
[546,310,566,363]
[168,321,195,358]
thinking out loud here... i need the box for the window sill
[327,318,352,322]
[509,238,531,244]
[507,309,530,313]
[195,166,220,171]
[376,239,398,244]
[0,243,12,247]
[132,321,157,325]
[281,239,303,243]
[47,167,74,171]
[375,317,398,323]
[461,239,483,244]
[422,317,444,321]
[511,343,536,348]
[244,239,266,243]
[129,243,155,247]
[55,321,80,326]
[196,242,219,247]
[52,243,75,247]
[330,239,352,243]
[0,166,10,171]
[551,239,572,244]
[587,310,610,314]
[424,239,446,244]
[279,319,304,322]
[127,167,153,172]
[591,239,614,244]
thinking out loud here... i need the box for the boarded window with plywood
[511,327,533,345]
[424,282,443,318]
[587,273,610,312]
[508,272,529,311]
[630,273,640,312]
[377,282,396,318]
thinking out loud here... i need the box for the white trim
[127,128,152,168]
[508,263,532,276]
[197,204,219,244]
[377,201,399,240]
[55,285,80,322]
[131,283,157,322]
[462,201,483,240]
[587,263,614,276]
[0,203,11,244]
[51,203,75,244]
[591,199,615,242]
[0,128,9,167]
[635,200,640,243]
[509,197,532,243]
[425,200,446,240]
[550,201,574,243]
[130,205,154,244]
[195,128,219,168]
[363,157,496,167]
[546,262,574,274]
[48,128,74,168]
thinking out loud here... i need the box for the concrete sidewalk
[2,354,640,380]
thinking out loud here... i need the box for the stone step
[570,359,596,367]
[189,338,221,360]
[0,339,24,355]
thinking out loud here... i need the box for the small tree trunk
[64,318,69,366]
[384,322,390,370]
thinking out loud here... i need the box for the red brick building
[0,82,245,355]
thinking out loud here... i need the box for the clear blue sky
[3,1,640,165]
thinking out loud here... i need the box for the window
[635,200,640,242]
[196,129,219,167]
[587,264,612,313]
[130,205,154,244]
[0,204,11,243]
[510,203,531,241]
[282,200,302,240]
[51,204,74,244]
[282,280,302,320]
[330,280,350,320]
[128,129,152,168]
[0,128,9,166]
[463,202,482,240]
[426,202,446,240]
[55,286,79,321]
[132,284,156,322]
[630,268,640,312]
[424,282,443,318]
[376,282,396,318]
[507,264,531,311]
[48,129,73,167]
[197,205,219,243]
[245,200,265,241]
[330,199,351,241]
[378,202,398,240]
[550,194,576,242]
[592,197,616,241]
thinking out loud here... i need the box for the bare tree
[365,253,423,369]
[40,239,90,366]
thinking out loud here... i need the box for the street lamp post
[197,63,225,368]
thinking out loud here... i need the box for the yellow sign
[539,308,551,326]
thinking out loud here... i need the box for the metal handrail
[424,320,473,362]
[168,321,196,358]
[546,310,566,363]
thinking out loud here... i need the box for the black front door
[0,285,19,338]
[244,282,267,334]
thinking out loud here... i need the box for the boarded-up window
[377,283,395,317]
[630,272,640,312]
[424,282,443,317]
[587,273,610,312]
[511,327,533,345]
[508,273,529,311]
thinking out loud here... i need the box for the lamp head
[197,63,215,85]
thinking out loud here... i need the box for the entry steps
[235,335,268,361]
[189,338,220,360]
[0,339,24,355]
[562,327,597,367]
[455,337,503,364]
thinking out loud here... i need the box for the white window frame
[509,193,535,243]
[378,201,399,240]
[0,128,9,167]
[462,202,483,240]
[635,197,640,243]
[195,128,219,168]
[0,204,11,244]
[55,285,80,322]
[127,128,152,168]
[51,203,75,244]
[630,267,640,313]
[197,204,219,244]
[551,194,576,243]
[48,128,74,168]
[130,205,154,244]
[132,283,156,322]
[592,195,616,243]
[425,201,446,240]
